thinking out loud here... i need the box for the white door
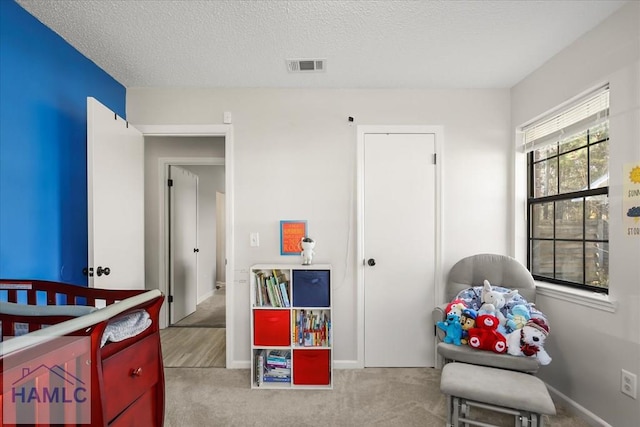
[215,191,226,285]
[87,97,144,290]
[362,132,437,367]
[169,165,198,323]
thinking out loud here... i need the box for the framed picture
[280,220,307,256]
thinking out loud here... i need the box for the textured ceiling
[16,0,628,89]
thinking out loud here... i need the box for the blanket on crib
[100,309,152,347]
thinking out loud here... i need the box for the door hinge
[168,295,173,303]
[432,153,437,165]
[168,179,173,187]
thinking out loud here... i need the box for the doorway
[163,162,226,368]
[138,124,235,369]
[171,164,226,329]
[160,159,226,368]
[356,126,442,368]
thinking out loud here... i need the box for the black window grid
[527,129,609,293]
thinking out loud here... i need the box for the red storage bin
[293,349,330,385]
[253,309,290,346]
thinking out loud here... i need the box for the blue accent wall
[0,1,126,285]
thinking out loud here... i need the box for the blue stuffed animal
[437,312,463,345]
[505,304,531,333]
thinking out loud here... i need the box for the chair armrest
[432,303,448,341]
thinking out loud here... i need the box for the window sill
[535,281,617,313]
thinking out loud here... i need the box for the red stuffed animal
[467,311,507,353]
[445,298,467,317]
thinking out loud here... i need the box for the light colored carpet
[164,367,590,427]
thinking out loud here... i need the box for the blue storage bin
[292,270,330,307]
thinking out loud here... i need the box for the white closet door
[169,165,198,323]
[363,132,436,367]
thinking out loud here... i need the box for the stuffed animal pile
[439,280,552,365]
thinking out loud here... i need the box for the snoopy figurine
[301,237,315,265]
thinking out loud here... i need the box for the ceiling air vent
[286,59,326,73]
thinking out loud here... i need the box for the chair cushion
[440,362,556,415]
[438,342,540,373]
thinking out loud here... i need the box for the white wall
[182,165,225,302]
[511,3,640,425]
[143,136,224,324]
[129,87,511,366]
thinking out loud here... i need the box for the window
[524,87,609,292]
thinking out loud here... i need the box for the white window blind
[522,86,609,152]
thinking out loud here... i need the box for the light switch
[250,232,259,247]
[223,111,232,124]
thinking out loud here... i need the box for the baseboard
[546,384,612,427]
[334,360,360,369]
[228,360,250,369]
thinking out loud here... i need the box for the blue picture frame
[280,220,307,256]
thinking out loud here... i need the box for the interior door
[363,132,436,367]
[87,97,144,290]
[215,191,226,285]
[169,165,198,323]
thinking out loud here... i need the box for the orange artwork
[280,220,307,255]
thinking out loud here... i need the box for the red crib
[0,279,165,426]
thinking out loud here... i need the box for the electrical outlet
[621,369,637,399]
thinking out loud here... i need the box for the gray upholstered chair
[433,253,541,373]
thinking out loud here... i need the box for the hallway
[174,287,225,328]
[161,287,226,367]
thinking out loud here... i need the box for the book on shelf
[261,375,291,383]
[253,272,258,306]
[267,277,280,307]
[272,276,284,307]
[279,281,290,307]
[266,350,291,367]
[264,366,290,375]
[255,349,265,386]
[267,349,290,360]
[255,349,292,385]
[294,309,331,347]
[267,361,290,369]
[254,268,293,308]
[272,269,290,307]
[254,270,272,307]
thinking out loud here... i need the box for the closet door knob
[367,258,376,267]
